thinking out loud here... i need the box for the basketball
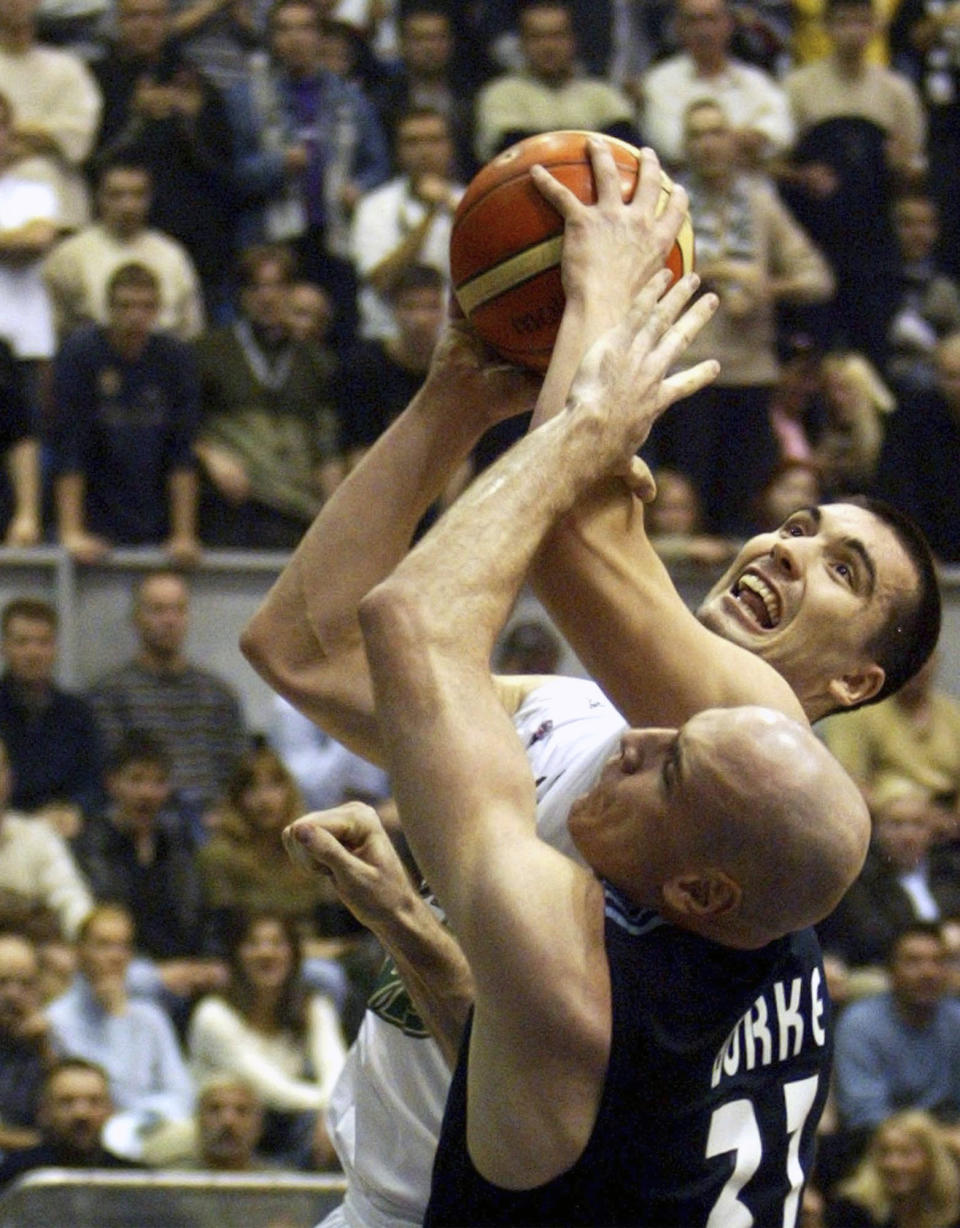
[449,131,695,372]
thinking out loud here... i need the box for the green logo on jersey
[368,956,430,1037]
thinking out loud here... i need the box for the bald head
[674,707,870,946]
[569,707,869,948]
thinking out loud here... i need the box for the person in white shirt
[43,160,205,342]
[349,106,462,340]
[641,0,794,168]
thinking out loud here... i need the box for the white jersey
[320,677,627,1228]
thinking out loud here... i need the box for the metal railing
[0,1167,348,1228]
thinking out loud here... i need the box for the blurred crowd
[0,0,958,563]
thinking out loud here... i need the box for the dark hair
[841,495,941,710]
[394,104,450,138]
[106,729,172,778]
[222,910,308,1037]
[236,243,297,290]
[496,620,561,674]
[1,597,57,635]
[888,921,945,965]
[107,261,160,301]
[388,262,445,302]
[0,90,13,128]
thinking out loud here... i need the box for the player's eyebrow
[838,535,877,597]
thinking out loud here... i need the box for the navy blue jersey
[426,887,832,1227]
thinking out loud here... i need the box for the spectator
[473,0,638,164]
[350,106,463,340]
[767,332,831,463]
[640,0,794,169]
[188,911,345,1169]
[0,88,60,421]
[0,1058,143,1186]
[781,0,927,365]
[887,192,960,392]
[814,350,895,491]
[337,262,445,469]
[875,328,960,562]
[48,262,201,564]
[0,596,104,833]
[193,243,343,549]
[0,336,40,547]
[0,734,93,939]
[165,0,270,93]
[71,730,226,1011]
[750,457,824,531]
[817,776,960,971]
[0,0,101,230]
[197,744,360,947]
[821,652,960,814]
[90,0,238,319]
[786,0,927,183]
[373,3,477,180]
[86,568,248,820]
[833,923,960,1139]
[644,465,737,567]
[494,619,562,675]
[183,1073,269,1171]
[227,0,390,345]
[285,279,334,344]
[267,695,389,813]
[46,903,195,1160]
[890,0,960,279]
[43,160,206,343]
[651,97,833,535]
[0,930,53,1153]
[826,1109,960,1228]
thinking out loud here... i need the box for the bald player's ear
[662,870,741,919]
[827,663,885,710]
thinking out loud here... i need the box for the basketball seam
[455,234,564,315]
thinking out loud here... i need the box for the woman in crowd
[827,1110,960,1228]
[187,910,346,1169]
[197,744,359,947]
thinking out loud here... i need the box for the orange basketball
[450,130,695,372]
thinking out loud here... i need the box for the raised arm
[526,141,808,727]
[352,274,717,1183]
[285,801,473,1069]
[240,324,539,760]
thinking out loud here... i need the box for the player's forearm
[533,295,616,430]
[369,408,619,678]
[240,351,507,746]
[372,893,474,1069]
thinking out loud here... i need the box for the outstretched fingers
[656,360,722,411]
[585,134,624,207]
[628,146,664,221]
[529,160,580,217]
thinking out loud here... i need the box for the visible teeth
[736,574,781,628]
